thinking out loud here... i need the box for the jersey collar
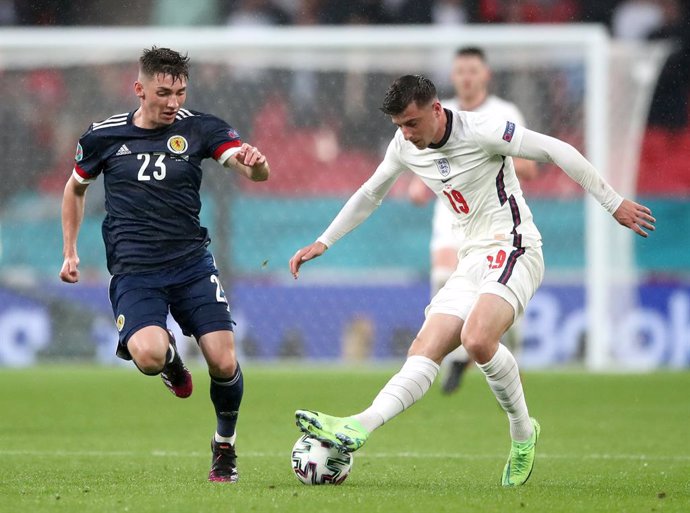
[128,110,177,133]
[428,108,453,150]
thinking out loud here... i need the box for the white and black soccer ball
[291,435,353,485]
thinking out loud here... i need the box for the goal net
[0,26,671,368]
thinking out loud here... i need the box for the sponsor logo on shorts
[167,135,188,154]
[116,314,125,332]
[75,143,83,162]
[227,128,240,139]
[502,121,516,142]
[434,158,451,177]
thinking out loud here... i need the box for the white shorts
[431,199,463,253]
[426,243,544,322]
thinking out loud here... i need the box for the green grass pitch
[1,365,688,512]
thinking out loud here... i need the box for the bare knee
[132,349,167,375]
[128,336,168,375]
[461,324,499,365]
[208,349,237,378]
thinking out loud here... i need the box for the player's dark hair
[380,75,437,116]
[455,46,487,62]
[139,46,190,83]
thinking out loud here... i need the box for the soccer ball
[291,435,354,485]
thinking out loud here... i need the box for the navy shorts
[109,251,234,360]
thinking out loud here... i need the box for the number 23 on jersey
[137,153,167,181]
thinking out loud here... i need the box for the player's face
[451,55,490,102]
[391,100,444,149]
[135,73,187,127]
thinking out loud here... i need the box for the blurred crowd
[0,62,412,200]
[0,0,688,202]
[0,0,684,34]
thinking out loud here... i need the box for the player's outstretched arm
[515,129,655,238]
[225,143,270,182]
[289,145,405,279]
[289,241,328,279]
[60,176,89,283]
[287,183,387,280]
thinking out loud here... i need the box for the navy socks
[210,364,243,438]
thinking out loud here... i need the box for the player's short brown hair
[455,46,487,62]
[139,46,190,83]
[380,75,437,116]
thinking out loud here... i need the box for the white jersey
[366,109,541,252]
[317,109,622,254]
[431,96,528,252]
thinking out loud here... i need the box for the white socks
[350,347,532,443]
[353,355,440,433]
[477,344,533,442]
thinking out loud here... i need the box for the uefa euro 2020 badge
[167,135,188,154]
[75,142,83,162]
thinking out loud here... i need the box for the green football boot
[502,418,541,487]
[295,410,369,452]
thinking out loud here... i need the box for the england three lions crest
[434,158,451,177]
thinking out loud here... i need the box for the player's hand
[235,143,266,168]
[59,255,80,283]
[289,241,328,279]
[613,199,656,238]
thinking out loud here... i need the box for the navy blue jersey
[73,108,242,275]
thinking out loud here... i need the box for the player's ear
[134,80,145,99]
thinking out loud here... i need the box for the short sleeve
[72,127,104,184]
[470,113,525,158]
[201,114,243,164]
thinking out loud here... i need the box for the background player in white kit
[409,47,538,394]
[289,75,654,487]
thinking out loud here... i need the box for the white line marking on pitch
[0,449,688,461]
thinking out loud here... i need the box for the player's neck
[431,108,449,145]
[133,107,165,130]
[460,92,488,112]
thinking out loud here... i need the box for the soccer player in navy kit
[59,47,270,483]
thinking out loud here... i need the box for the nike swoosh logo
[441,177,451,183]
[343,425,358,432]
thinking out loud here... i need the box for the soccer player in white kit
[408,47,538,394]
[289,75,654,486]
